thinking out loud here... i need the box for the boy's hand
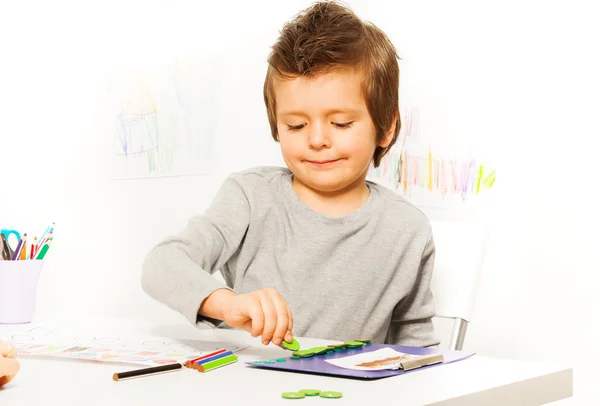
[201,288,294,346]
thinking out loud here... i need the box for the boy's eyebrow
[279,108,360,118]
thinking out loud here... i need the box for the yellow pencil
[19,234,28,260]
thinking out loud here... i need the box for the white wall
[1,0,598,402]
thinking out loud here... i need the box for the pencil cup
[0,260,44,324]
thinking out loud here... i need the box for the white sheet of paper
[325,347,412,371]
[2,325,248,367]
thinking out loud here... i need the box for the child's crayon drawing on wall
[105,57,218,179]
[369,107,496,204]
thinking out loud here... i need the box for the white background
[0,0,598,403]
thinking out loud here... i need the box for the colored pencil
[185,348,227,368]
[112,362,183,381]
[38,223,54,246]
[38,232,52,251]
[30,237,37,260]
[192,350,234,369]
[11,235,25,261]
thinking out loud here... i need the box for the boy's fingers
[0,343,16,359]
[259,294,277,345]
[247,300,264,338]
[287,306,294,335]
[272,296,290,346]
[0,357,19,377]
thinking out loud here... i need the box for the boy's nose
[307,125,331,149]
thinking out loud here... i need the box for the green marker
[196,354,238,373]
[35,243,51,260]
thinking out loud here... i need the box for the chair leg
[449,318,468,351]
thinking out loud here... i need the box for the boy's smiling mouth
[305,159,342,167]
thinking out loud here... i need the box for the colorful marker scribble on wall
[369,107,496,202]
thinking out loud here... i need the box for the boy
[142,1,439,348]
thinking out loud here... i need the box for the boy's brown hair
[263,0,400,168]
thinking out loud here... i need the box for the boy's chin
[295,175,360,194]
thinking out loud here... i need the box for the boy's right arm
[141,175,293,346]
[141,175,251,328]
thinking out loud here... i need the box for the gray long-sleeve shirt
[141,166,439,347]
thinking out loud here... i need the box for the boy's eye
[333,121,354,129]
[287,124,306,131]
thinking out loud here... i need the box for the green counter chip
[344,341,365,347]
[320,391,343,398]
[299,389,321,396]
[307,346,328,355]
[292,350,314,357]
[282,392,306,399]
[280,338,300,351]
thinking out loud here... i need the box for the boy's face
[275,69,391,194]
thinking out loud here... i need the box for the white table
[0,318,572,405]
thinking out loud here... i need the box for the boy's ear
[378,113,398,148]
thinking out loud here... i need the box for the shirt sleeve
[141,174,250,328]
[386,230,440,347]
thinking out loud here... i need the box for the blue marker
[194,350,234,367]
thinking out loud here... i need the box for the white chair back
[429,220,489,349]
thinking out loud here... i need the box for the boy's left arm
[386,231,440,347]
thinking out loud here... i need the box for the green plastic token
[276,358,287,362]
[308,346,328,355]
[264,360,275,364]
[344,341,365,347]
[299,389,321,396]
[355,339,372,344]
[252,361,263,365]
[282,392,306,399]
[292,350,314,357]
[280,338,300,351]
[290,355,300,359]
[320,391,343,399]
